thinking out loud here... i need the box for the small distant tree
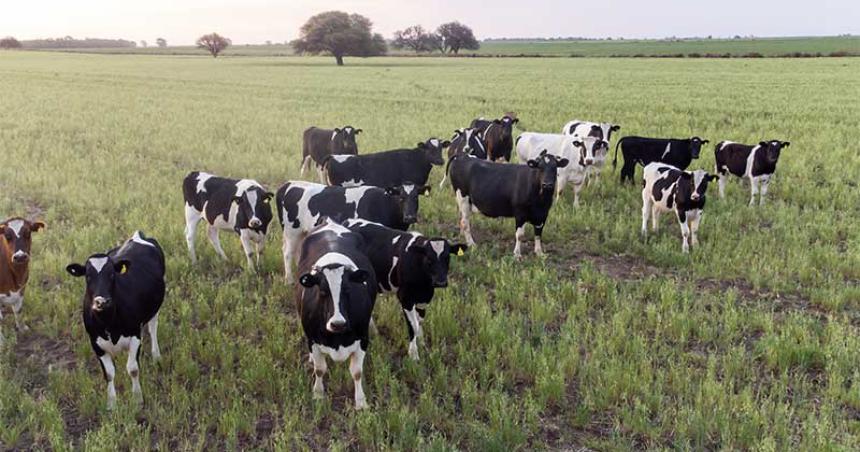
[392,25,436,53]
[0,37,22,49]
[436,22,480,54]
[140,40,148,48]
[265,40,273,46]
[156,38,167,47]
[196,33,231,57]
[291,11,386,65]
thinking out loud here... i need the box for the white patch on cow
[430,240,445,257]
[312,219,351,238]
[7,220,24,237]
[315,340,361,363]
[131,231,155,247]
[212,202,240,230]
[0,290,23,309]
[430,139,439,148]
[387,256,399,291]
[332,155,353,163]
[96,335,133,356]
[313,252,358,273]
[661,143,672,159]
[195,172,213,193]
[403,184,415,195]
[331,130,339,141]
[404,234,420,251]
[234,179,263,197]
[391,236,400,245]
[744,145,761,179]
[89,257,109,273]
[344,186,374,207]
[341,179,365,188]
[321,266,347,331]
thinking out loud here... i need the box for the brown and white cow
[0,217,45,330]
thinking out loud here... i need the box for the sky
[1,0,857,45]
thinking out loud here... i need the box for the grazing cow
[183,171,274,270]
[439,128,487,187]
[324,138,450,188]
[714,140,790,206]
[276,181,428,282]
[297,218,376,410]
[301,126,362,182]
[344,219,467,360]
[470,115,519,162]
[516,132,605,206]
[65,231,166,409]
[614,136,710,184]
[0,218,45,330]
[641,163,718,253]
[562,120,621,179]
[449,150,568,258]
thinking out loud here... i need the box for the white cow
[515,132,602,206]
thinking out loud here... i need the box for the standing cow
[449,151,568,258]
[301,126,362,182]
[440,128,487,187]
[345,219,467,360]
[714,140,790,206]
[65,231,166,409]
[324,138,450,187]
[516,132,604,206]
[641,163,718,253]
[614,136,709,184]
[183,172,274,270]
[0,218,45,331]
[297,218,377,410]
[470,115,519,162]
[562,120,621,180]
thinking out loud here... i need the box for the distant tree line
[19,36,137,49]
[391,22,480,54]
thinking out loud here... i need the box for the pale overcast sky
[2,0,857,45]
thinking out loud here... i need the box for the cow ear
[493,119,502,124]
[512,118,519,124]
[527,159,539,168]
[66,263,86,277]
[702,140,710,144]
[264,192,274,203]
[416,142,425,149]
[349,269,369,283]
[299,273,319,288]
[441,140,451,148]
[680,172,693,179]
[759,141,768,147]
[419,185,432,196]
[782,141,790,148]
[707,174,719,182]
[333,128,341,134]
[611,125,621,131]
[232,195,243,204]
[572,140,583,147]
[31,221,46,232]
[114,259,131,275]
[451,244,468,256]
[557,158,570,168]
[354,129,363,135]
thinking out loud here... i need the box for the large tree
[437,22,480,54]
[392,25,438,53]
[156,38,167,48]
[0,37,22,49]
[291,11,386,65]
[196,33,231,58]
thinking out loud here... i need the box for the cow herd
[0,114,791,410]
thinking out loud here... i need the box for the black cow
[276,182,428,282]
[449,151,568,258]
[344,219,467,360]
[183,171,274,270]
[65,231,166,409]
[301,126,362,182]
[714,140,790,206]
[641,163,718,253]
[296,218,377,410]
[439,128,487,188]
[323,138,450,187]
[470,115,519,162]
[613,136,709,184]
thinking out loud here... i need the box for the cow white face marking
[430,240,445,257]
[403,184,415,195]
[245,189,259,221]
[234,179,262,197]
[661,143,672,159]
[89,257,109,273]
[322,266,347,331]
[7,220,24,237]
[332,155,353,163]
[430,139,439,148]
[195,172,213,193]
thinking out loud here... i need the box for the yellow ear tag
[457,248,464,256]
[120,264,128,274]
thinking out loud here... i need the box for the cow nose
[327,318,347,333]
[404,215,417,223]
[585,159,594,165]
[12,253,29,263]
[92,296,110,311]
[691,194,700,200]
[249,218,262,228]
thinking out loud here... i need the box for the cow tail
[321,155,334,185]
[613,137,625,169]
[276,184,288,228]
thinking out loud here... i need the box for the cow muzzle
[326,315,347,333]
[92,296,111,312]
[12,251,29,263]
[585,158,594,165]
[249,217,262,228]
[404,215,417,224]
[691,194,701,201]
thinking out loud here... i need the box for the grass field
[38,35,860,58]
[1,52,859,450]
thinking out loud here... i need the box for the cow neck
[0,239,28,293]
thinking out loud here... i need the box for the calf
[516,132,604,206]
[324,138,450,187]
[297,218,376,410]
[65,231,166,409]
[449,151,568,258]
[641,163,718,253]
[562,120,621,179]
[301,126,362,182]
[345,219,467,360]
[614,136,709,184]
[470,115,519,162]
[183,171,274,270]
[276,181,427,282]
[714,140,790,206]
[0,218,45,330]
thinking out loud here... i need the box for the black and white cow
[276,181,427,282]
[182,172,274,270]
[301,126,362,182]
[562,120,621,179]
[641,163,718,253]
[614,136,709,184]
[439,128,487,188]
[714,140,790,206]
[449,151,568,258]
[297,218,376,410]
[324,138,450,187]
[344,219,467,360]
[470,115,519,162]
[516,132,604,206]
[65,231,166,409]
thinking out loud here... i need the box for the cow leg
[718,172,727,199]
[690,212,701,247]
[749,177,760,207]
[184,204,202,263]
[513,219,527,259]
[317,166,326,184]
[438,170,448,189]
[368,317,379,335]
[300,155,312,176]
[11,296,27,331]
[641,190,652,237]
[282,228,303,282]
[403,306,422,360]
[350,347,368,410]
[555,173,568,201]
[239,230,256,270]
[98,354,118,409]
[680,218,691,253]
[572,180,583,207]
[533,222,545,256]
[310,346,327,399]
[127,336,144,404]
[651,205,661,232]
[759,175,771,206]
[147,314,161,360]
[455,190,476,246]
[206,225,227,260]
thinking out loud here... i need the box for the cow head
[497,116,519,140]
[527,150,569,193]
[299,264,370,333]
[66,254,130,314]
[418,138,450,166]
[404,238,468,288]
[234,186,274,232]
[451,128,487,159]
[332,126,361,155]
[688,137,710,159]
[385,183,430,225]
[571,137,607,166]
[678,170,718,202]
[0,218,45,266]
[759,140,790,164]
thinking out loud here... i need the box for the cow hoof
[355,399,368,410]
[313,390,325,400]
